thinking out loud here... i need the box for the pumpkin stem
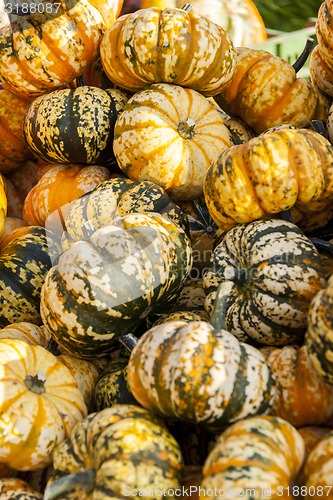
[292,38,314,73]
[24,374,46,395]
[44,469,96,500]
[76,75,86,87]
[177,118,196,139]
[210,281,233,331]
[308,236,333,257]
[309,120,329,140]
[119,333,139,352]
[182,4,193,12]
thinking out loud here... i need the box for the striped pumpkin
[0,0,116,96]
[100,5,236,95]
[306,273,333,385]
[44,404,183,499]
[113,83,232,201]
[214,47,330,134]
[58,176,190,251]
[127,317,276,430]
[203,219,326,345]
[22,164,111,230]
[201,415,305,497]
[0,338,87,471]
[0,478,42,499]
[40,212,192,358]
[203,128,333,232]
[0,225,61,328]
[23,87,129,165]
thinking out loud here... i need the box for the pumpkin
[95,357,138,410]
[203,128,333,232]
[127,287,276,430]
[0,176,7,237]
[22,164,111,231]
[306,273,333,384]
[203,218,326,345]
[113,83,232,201]
[298,426,333,459]
[309,1,333,99]
[83,54,116,90]
[100,5,236,96]
[224,117,257,145]
[215,45,331,134]
[57,176,190,251]
[44,404,183,499]
[0,321,51,348]
[300,432,333,495]
[40,212,192,358]
[201,415,305,497]
[0,478,42,499]
[265,345,333,427]
[0,0,116,96]
[0,89,34,173]
[23,86,130,166]
[0,338,87,471]
[0,225,61,328]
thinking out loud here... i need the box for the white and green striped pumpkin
[44,404,183,500]
[40,212,192,358]
[203,218,326,345]
[127,289,276,430]
[201,415,305,496]
[58,176,190,252]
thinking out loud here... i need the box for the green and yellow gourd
[203,218,326,346]
[44,404,183,500]
[95,357,137,411]
[40,212,192,358]
[127,283,276,431]
[58,176,190,251]
[0,225,61,328]
[23,87,130,166]
[201,415,305,497]
[0,478,43,499]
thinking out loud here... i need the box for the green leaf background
[254,0,322,32]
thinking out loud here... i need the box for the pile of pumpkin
[2,0,333,498]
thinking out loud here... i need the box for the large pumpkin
[0,89,34,173]
[203,218,326,345]
[0,0,117,96]
[100,5,236,95]
[44,404,183,499]
[0,225,61,328]
[203,128,333,232]
[0,338,87,471]
[40,212,192,358]
[22,164,111,230]
[213,46,330,134]
[113,83,232,201]
[23,86,130,165]
[127,308,276,430]
[201,415,305,497]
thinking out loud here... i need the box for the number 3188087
[4,3,61,14]
[277,485,333,496]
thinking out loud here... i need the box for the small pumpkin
[95,357,138,410]
[0,338,87,471]
[40,212,192,358]
[306,273,333,385]
[201,415,305,496]
[100,5,236,95]
[0,321,51,348]
[298,426,333,459]
[203,128,333,232]
[22,164,111,230]
[113,83,232,201]
[0,89,34,173]
[0,478,42,499]
[23,86,130,166]
[203,218,326,345]
[0,0,116,96]
[265,344,333,427]
[214,46,330,134]
[300,431,333,494]
[127,287,276,430]
[0,225,61,328]
[44,404,183,499]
